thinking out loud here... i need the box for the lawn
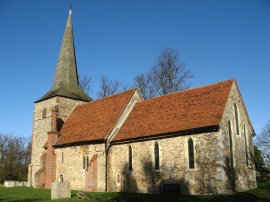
[0,183,269,202]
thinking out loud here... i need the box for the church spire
[36,9,91,103]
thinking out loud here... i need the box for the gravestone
[4,180,30,187]
[51,180,71,200]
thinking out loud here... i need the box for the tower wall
[30,96,87,187]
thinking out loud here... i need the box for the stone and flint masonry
[28,9,257,194]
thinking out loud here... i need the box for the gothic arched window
[234,103,240,135]
[188,138,195,169]
[83,156,86,169]
[117,174,120,184]
[128,146,132,171]
[228,120,234,167]
[82,156,88,170]
[154,142,160,170]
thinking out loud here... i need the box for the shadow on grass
[0,198,43,202]
[0,183,269,202]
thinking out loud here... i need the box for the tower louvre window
[42,107,47,119]
[188,138,195,169]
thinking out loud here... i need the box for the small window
[228,120,234,167]
[117,174,120,184]
[128,146,132,171]
[86,156,89,168]
[188,138,195,169]
[234,103,240,135]
[61,151,64,163]
[83,156,86,169]
[60,174,64,182]
[42,107,47,119]
[83,156,88,170]
[154,142,160,170]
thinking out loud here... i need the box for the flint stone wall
[217,82,256,193]
[30,97,86,187]
[107,83,256,194]
[55,143,106,191]
[108,132,219,194]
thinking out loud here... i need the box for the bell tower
[28,8,91,188]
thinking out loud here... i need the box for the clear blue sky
[0,0,269,137]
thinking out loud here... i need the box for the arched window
[117,174,120,184]
[82,156,88,170]
[128,146,132,171]
[244,124,249,164]
[154,142,160,170]
[188,138,195,169]
[83,156,86,169]
[234,103,240,135]
[228,120,234,167]
[60,174,64,182]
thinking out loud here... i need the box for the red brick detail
[85,155,98,191]
[45,105,59,188]
[51,105,58,132]
[34,152,47,188]
[45,131,58,188]
[90,154,98,162]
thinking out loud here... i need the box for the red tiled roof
[54,88,136,146]
[112,79,234,142]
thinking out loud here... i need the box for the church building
[28,9,257,194]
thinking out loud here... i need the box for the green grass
[0,183,269,202]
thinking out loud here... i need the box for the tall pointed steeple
[36,9,91,103]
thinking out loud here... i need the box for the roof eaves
[111,125,219,145]
[53,139,105,148]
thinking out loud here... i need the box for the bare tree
[255,121,270,169]
[97,75,122,98]
[134,73,154,99]
[78,74,92,95]
[0,133,31,183]
[152,48,192,95]
[134,48,192,99]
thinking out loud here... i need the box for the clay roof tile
[112,79,235,142]
[54,88,136,146]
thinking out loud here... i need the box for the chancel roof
[112,79,235,142]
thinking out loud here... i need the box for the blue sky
[0,0,269,137]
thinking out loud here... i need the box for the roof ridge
[140,79,235,103]
[75,88,137,108]
[104,88,138,140]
